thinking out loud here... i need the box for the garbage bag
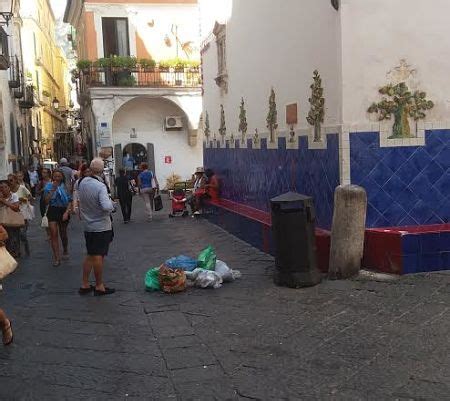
[185,268,206,281]
[145,267,161,291]
[215,260,242,282]
[194,270,223,289]
[165,255,198,271]
[159,265,186,293]
[197,246,217,271]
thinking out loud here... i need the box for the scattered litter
[159,265,187,293]
[144,246,241,294]
[194,270,223,289]
[165,255,198,271]
[214,260,241,282]
[197,245,217,270]
[144,267,161,291]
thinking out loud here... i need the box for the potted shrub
[41,89,51,105]
[76,59,92,73]
[139,58,156,71]
[118,75,136,87]
[158,60,171,72]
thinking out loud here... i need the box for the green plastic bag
[145,267,161,291]
[197,246,217,271]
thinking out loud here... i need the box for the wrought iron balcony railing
[79,66,202,89]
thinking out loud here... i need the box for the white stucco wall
[341,0,450,126]
[86,3,200,61]
[112,97,203,187]
[201,0,341,137]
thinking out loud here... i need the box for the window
[0,25,9,70]
[212,22,227,92]
[102,18,130,57]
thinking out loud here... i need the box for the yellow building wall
[21,0,70,160]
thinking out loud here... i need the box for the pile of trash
[144,245,242,294]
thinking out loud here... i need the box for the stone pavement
[0,196,449,400]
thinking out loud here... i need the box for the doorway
[122,143,147,171]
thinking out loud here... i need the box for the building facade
[64,0,203,188]
[20,0,70,163]
[0,0,31,177]
[201,0,450,274]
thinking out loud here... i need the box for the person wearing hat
[187,167,207,215]
[59,158,76,193]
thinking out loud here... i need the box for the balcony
[8,56,22,89]
[18,85,35,109]
[80,66,202,89]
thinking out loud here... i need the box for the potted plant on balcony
[139,58,156,72]
[41,89,51,106]
[158,60,171,72]
[110,56,137,85]
[76,59,92,74]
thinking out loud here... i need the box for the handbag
[0,206,25,227]
[41,205,49,228]
[20,203,35,221]
[0,246,18,280]
[154,192,163,211]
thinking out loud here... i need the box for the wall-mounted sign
[98,122,112,147]
[286,103,298,125]
[130,128,137,139]
[164,156,172,164]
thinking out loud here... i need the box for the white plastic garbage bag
[214,260,242,282]
[195,270,223,289]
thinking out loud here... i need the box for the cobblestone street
[0,197,449,400]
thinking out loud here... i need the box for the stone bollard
[329,185,367,279]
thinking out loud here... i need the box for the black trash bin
[270,191,321,288]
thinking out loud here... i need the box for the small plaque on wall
[286,103,298,125]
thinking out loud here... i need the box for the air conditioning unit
[165,116,183,131]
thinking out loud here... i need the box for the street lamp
[52,97,59,110]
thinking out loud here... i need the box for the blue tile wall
[204,134,340,229]
[350,130,450,227]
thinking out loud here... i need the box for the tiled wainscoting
[203,129,450,274]
[350,130,450,227]
[204,134,340,229]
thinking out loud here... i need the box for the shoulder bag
[0,206,25,227]
[0,246,18,280]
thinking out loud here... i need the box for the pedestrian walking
[0,181,22,258]
[44,170,72,266]
[137,163,159,221]
[37,168,51,241]
[58,158,75,193]
[8,174,33,256]
[115,169,133,223]
[78,158,116,296]
[28,165,39,197]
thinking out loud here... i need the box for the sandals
[94,287,116,296]
[78,285,95,295]
[52,260,61,267]
[2,320,13,346]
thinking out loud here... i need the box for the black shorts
[84,230,113,256]
[47,206,69,223]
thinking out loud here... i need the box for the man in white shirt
[77,158,116,296]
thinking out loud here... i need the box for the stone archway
[111,96,203,186]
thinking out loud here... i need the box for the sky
[50,0,67,19]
